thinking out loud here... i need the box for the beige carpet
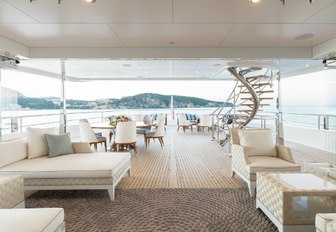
[26,189,277,232]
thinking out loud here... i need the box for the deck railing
[1,109,335,136]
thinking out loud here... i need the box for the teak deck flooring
[109,126,335,189]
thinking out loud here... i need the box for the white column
[60,59,67,133]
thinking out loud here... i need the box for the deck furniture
[144,118,165,147]
[79,120,107,151]
[177,113,193,132]
[114,121,137,154]
[0,129,131,201]
[316,213,336,232]
[197,114,212,132]
[0,176,25,208]
[230,128,300,196]
[0,176,65,232]
[257,172,336,232]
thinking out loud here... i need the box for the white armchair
[230,128,301,197]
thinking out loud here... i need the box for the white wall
[283,125,336,153]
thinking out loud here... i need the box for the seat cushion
[0,208,64,232]
[238,129,277,157]
[0,152,131,179]
[27,127,58,159]
[0,138,27,168]
[247,156,301,173]
[316,213,336,232]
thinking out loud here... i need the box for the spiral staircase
[212,66,275,146]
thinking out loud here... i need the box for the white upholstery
[0,138,27,168]
[247,156,300,173]
[78,121,98,142]
[115,121,136,144]
[177,113,190,126]
[27,127,58,159]
[0,153,131,179]
[0,208,64,232]
[316,213,336,232]
[198,114,212,127]
[230,128,300,197]
[0,136,131,201]
[72,142,93,153]
[238,129,277,157]
[153,118,165,137]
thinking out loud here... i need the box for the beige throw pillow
[238,129,277,157]
[27,127,58,159]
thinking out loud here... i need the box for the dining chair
[177,113,193,132]
[79,119,113,144]
[197,114,212,132]
[144,118,165,147]
[78,120,107,152]
[114,121,137,154]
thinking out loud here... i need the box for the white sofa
[0,130,131,201]
[0,175,65,232]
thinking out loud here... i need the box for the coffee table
[256,172,336,232]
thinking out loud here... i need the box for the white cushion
[316,213,336,232]
[0,208,64,232]
[238,129,277,157]
[247,156,301,173]
[0,152,131,179]
[0,138,27,168]
[27,127,58,159]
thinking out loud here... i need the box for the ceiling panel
[223,24,336,47]
[305,2,336,23]
[110,24,234,47]
[173,0,336,24]
[0,24,123,47]
[4,0,172,24]
[0,0,37,23]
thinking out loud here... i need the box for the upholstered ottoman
[316,214,336,232]
[0,175,25,208]
[0,208,65,232]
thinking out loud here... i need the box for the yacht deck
[116,126,335,189]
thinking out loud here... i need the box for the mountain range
[16,92,231,110]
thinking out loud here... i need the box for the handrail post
[19,117,23,133]
[318,115,320,130]
[323,116,329,130]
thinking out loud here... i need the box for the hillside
[16,92,232,110]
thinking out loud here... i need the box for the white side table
[0,176,25,208]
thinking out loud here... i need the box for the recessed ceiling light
[85,0,96,3]
[294,33,314,40]
[249,0,261,3]
[122,64,132,67]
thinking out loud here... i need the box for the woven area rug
[26,188,277,232]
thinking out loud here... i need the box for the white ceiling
[0,0,335,80]
[0,0,336,49]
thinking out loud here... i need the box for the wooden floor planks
[114,126,335,189]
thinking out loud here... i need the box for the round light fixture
[294,33,314,40]
[85,0,96,3]
[249,0,261,3]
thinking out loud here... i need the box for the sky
[2,69,236,102]
[2,68,336,106]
